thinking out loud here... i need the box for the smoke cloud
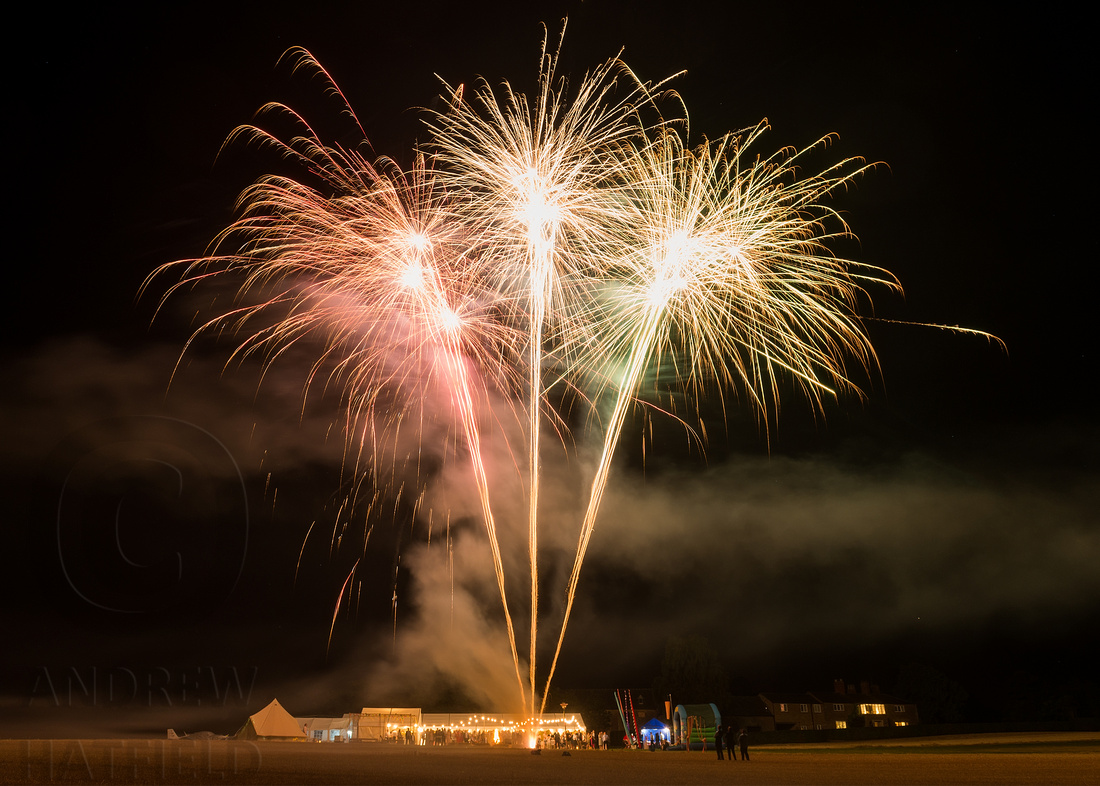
[5,335,1098,723]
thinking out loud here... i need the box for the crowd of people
[388,727,617,749]
[385,722,748,756]
[534,730,612,750]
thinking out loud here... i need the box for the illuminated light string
[146,35,1002,718]
[385,714,585,749]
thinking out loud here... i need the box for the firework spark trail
[397,208,528,703]
[145,50,530,702]
[426,24,678,711]
[539,124,902,705]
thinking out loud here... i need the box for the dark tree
[654,635,730,706]
[892,663,969,723]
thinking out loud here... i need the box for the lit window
[836,721,846,729]
[779,703,788,712]
[859,704,886,715]
[896,721,909,727]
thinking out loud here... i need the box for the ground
[2,732,1097,784]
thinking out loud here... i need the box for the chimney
[860,680,871,695]
[833,679,846,695]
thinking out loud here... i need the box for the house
[757,692,822,731]
[809,679,919,729]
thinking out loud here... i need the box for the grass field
[2,733,1097,784]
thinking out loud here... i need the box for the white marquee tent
[358,707,422,741]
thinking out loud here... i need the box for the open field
[756,731,1100,755]
[3,733,1098,785]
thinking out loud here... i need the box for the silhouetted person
[714,726,724,760]
[738,729,749,761]
[724,725,736,761]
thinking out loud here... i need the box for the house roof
[758,692,816,705]
[811,692,858,704]
[810,691,911,704]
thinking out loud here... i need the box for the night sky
[4,2,1095,737]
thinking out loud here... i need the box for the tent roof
[246,699,306,738]
[641,717,670,730]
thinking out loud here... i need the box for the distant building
[809,679,920,729]
[757,692,821,731]
[750,679,919,731]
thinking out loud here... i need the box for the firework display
[148,33,916,716]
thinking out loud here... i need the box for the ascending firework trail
[426,22,678,712]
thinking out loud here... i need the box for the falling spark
[146,32,1000,715]
[329,558,360,653]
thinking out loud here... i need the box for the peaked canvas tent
[235,699,307,740]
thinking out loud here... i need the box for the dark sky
[4,2,1095,737]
